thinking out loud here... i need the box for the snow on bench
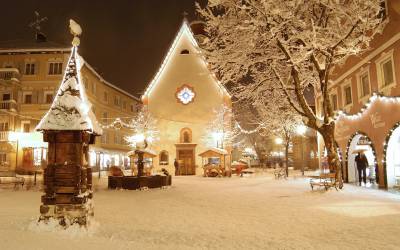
[309,173,338,191]
[0,171,25,189]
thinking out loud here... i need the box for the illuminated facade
[316,0,400,189]
[0,40,140,173]
[141,20,231,175]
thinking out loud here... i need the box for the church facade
[141,21,231,175]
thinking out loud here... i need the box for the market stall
[199,148,230,177]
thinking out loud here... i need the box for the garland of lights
[382,121,400,188]
[335,92,400,121]
[235,121,261,134]
[345,131,379,183]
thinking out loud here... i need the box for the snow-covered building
[0,38,140,173]
[316,0,400,189]
[141,20,231,175]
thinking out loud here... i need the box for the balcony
[0,68,21,85]
[0,131,10,141]
[0,100,18,111]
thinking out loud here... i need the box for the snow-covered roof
[141,20,230,100]
[127,149,157,158]
[199,147,228,157]
[36,46,102,135]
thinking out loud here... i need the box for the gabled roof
[36,46,102,135]
[142,20,230,100]
[0,39,70,53]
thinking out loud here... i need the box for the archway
[384,122,400,189]
[346,132,378,186]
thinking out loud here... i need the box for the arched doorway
[384,122,400,189]
[346,132,378,186]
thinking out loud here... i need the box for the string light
[142,20,230,100]
[235,121,261,134]
[335,92,400,121]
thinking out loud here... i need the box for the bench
[240,169,255,177]
[309,173,338,191]
[274,168,286,179]
[0,171,25,189]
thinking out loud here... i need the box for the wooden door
[178,150,195,175]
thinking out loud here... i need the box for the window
[114,96,120,106]
[376,51,396,91]
[0,122,9,131]
[2,93,10,101]
[101,132,108,144]
[91,82,96,94]
[378,0,388,19]
[344,85,352,106]
[114,134,119,144]
[159,151,169,165]
[45,93,53,104]
[103,92,108,102]
[180,128,192,143]
[25,63,36,75]
[130,104,135,112]
[22,122,30,133]
[180,49,190,54]
[122,101,127,110]
[24,94,32,104]
[330,94,338,111]
[48,62,63,75]
[359,72,370,98]
[382,59,394,87]
[0,153,7,163]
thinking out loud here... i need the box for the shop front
[334,94,400,189]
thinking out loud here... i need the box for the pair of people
[355,152,369,186]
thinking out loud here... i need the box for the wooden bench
[309,173,338,191]
[0,171,25,189]
[274,168,286,179]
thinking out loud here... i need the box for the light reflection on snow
[318,201,400,217]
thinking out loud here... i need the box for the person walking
[174,159,179,176]
[355,152,368,185]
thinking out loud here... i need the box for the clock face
[176,84,195,105]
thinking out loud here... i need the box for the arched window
[159,151,169,165]
[180,128,192,143]
[180,49,190,55]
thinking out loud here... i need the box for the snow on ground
[0,171,400,250]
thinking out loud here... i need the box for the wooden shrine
[39,131,96,226]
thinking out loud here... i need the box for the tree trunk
[320,124,343,189]
[285,142,289,177]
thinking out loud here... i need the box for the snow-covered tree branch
[197,0,386,187]
[125,107,159,149]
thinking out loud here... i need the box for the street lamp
[212,132,223,148]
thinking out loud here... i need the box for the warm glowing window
[180,128,192,143]
[159,151,169,165]
[48,62,63,75]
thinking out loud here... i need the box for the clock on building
[176,84,195,105]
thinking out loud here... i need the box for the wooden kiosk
[199,148,231,177]
[127,149,157,176]
[36,22,101,227]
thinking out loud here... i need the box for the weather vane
[29,11,48,33]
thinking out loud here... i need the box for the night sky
[0,0,207,97]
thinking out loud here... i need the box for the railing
[0,131,9,141]
[0,100,17,111]
[0,68,20,82]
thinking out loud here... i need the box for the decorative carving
[176,84,195,105]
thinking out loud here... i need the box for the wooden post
[39,130,96,227]
[136,150,144,177]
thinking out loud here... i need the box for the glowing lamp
[275,138,283,145]
[296,125,307,135]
